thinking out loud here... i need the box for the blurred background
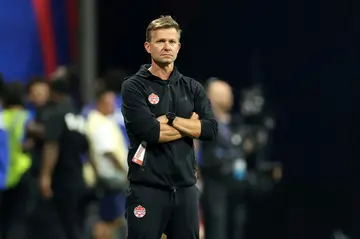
[0,0,359,238]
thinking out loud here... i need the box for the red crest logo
[134,205,146,218]
[148,93,159,105]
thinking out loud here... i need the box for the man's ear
[144,42,151,54]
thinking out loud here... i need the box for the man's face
[208,81,234,112]
[99,92,115,115]
[29,83,50,107]
[144,28,181,66]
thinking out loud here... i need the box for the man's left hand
[190,112,199,120]
[157,115,168,124]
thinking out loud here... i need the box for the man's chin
[154,59,174,66]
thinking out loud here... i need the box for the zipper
[167,81,177,193]
[167,82,172,107]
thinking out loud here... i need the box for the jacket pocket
[129,148,148,182]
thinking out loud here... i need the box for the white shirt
[85,110,128,180]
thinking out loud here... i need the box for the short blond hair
[146,15,182,42]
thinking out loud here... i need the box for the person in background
[39,78,88,239]
[51,66,82,110]
[0,82,33,239]
[85,89,128,239]
[82,69,129,144]
[200,78,247,239]
[26,77,50,116]
[25,77,63,239]
[25,77,50,177]
[81,70,129,238]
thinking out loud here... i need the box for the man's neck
[148,60,174,80]
[213,108,231,124]
[96,107,110,117]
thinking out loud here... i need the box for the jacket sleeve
[193,80,218,141]
[121,79,160,144]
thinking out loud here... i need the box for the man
[200,78,247,239]
[25,78,50,177]
[82,69,129,144]
[121,15,218,239]
[81,70,129,238]
[26,77,50,116]
[85,89,128,239]
[39,78,88,239]
[24,78,62,239]
[0,82,33,239]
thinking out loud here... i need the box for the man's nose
[164,42,171,50]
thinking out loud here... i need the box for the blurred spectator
[200,78,246,239]
[50,66,82,110]
[82,69,129,143]
[39,78,89,239]
[26,77,50,114]
[0,82,34,239]
[85,89,128,239]
[82,69,129,238]
[25,77,50,177]
[25,77,61,239]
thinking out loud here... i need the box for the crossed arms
[121,79,218,144]
[156,112,200,143]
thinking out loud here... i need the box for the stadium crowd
[0,66,280,239]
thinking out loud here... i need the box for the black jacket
[121,65,218,189]
[200,117,245,178]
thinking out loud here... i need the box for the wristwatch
[166,112,176,126]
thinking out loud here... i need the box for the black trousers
[0,171,35,239]
[201,177,247,239]
[53,188,85,239]
[27,187,85,239]
[126,184,199,239]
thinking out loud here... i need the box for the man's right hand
[39,174,53,199]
